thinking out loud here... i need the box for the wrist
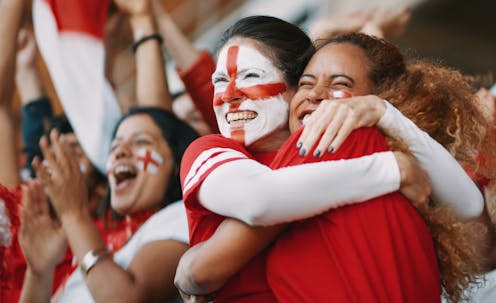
[26,263,55,279]
[60,206,91,227]
[130,14,156,39]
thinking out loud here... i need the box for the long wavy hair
[317,33,495,302]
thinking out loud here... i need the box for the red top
[177,50,219,133]
[266,127,441,303]
[0,184,149,302]
[180,135,277,303]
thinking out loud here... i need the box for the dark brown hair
[219,15,315,87]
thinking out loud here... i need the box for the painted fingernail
[328,146,335,153]
[296,142,302,149]
[314,150,321,157]
[299,148,307,157]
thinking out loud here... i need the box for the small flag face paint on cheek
[136,148,164,175]
[332,90,352,99]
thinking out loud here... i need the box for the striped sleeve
[180,135,250,202]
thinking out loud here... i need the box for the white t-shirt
[53,201,189,303]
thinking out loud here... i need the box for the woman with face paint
[176,16,484,303]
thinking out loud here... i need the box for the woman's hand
[19,180,67,276]
[113,0,151,17]
[297,95,386,157]
[394,151,432,207]
[33,130,89,220]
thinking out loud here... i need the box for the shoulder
[181,135,251,194]
[137,201,189,245]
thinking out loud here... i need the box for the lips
[109,162,138,192]
[226,110,258,128]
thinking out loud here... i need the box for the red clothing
[266,128,440,303]
[180,134,277,303]
[0,185,74,303]
[177,50,219,133]
[0,184,144,302]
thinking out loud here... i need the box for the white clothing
[53,201,189,303]
[195,101,483,225]
[378,101,484,219]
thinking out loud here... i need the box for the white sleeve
[378,101,484,219]
[199,151,400,226]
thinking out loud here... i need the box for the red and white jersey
[180,134,277,303]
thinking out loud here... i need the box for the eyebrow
[330,73,355,84]
[113,131,157,142]
[301,74,316,79]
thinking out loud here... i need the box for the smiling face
[107,114,174,215]
[289,42,375,132]
[212,38,292,147]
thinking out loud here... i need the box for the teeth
[114,165,132,174]
[226,111,257,124]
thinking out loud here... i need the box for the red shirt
[181,134,277,303]
[177,50,219,133]
[266,128,441,303]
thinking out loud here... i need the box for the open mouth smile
[226,110,258,127]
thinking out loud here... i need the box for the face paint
[212,44,289,146]
[136,148,164,175]
[332,90,352,99]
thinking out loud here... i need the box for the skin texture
[108,114,174,214]
[212,41,291,147]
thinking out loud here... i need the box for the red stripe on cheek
[240,82,287,100]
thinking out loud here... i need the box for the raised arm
[151,0,219,132]
[0,0,25,188]
[116,0,172,111]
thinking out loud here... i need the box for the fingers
[323,112,358,153]
[298,103,336,156]
[312,108,347,156]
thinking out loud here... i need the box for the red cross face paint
[136,148,164,175]
[212,44,289,146]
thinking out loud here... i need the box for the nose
[221,80,244,103]
[113,142,132,160]
[306,84,329,104]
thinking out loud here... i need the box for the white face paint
[136,148,164,175]
[212,44,289,146]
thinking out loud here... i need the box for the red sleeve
[177,50,219,133]
[180,135,251,204]
[271,127,389,169]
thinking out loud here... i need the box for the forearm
[176,219,284,294]
[19,268,53,303]
[154,10,200,71]
[61,212,143,303]
[16,67,45,105]
[378,101,484,218]
[130,14,172,111]
[0,106,19,187]
[200,151,400,226]
[0,0,24,102]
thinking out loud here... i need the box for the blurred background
[152,0,495,91]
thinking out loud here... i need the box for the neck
[247,127,290,152]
